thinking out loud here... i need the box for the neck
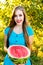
[16,24,23,29]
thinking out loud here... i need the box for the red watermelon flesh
[8,45,30,59]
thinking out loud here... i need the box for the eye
[19,14,22,16]
[14,14,22,17]
[14,15,17,17]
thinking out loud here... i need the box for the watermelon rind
[9,56,29,64]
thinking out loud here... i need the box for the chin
[17,23,23,25]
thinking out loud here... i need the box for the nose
[17,16,20,20]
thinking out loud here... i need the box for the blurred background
[0,0,43,65]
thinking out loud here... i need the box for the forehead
[15,10,23,15]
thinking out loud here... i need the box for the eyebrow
[15,14,22,15]
[14,14,23,16]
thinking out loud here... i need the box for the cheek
[14,17,17,21]
[21,16,24,21]
[14,16,24,22]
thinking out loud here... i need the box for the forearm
[28,44,32,51]
[28,36,34,51]
[27,43,32,51]
[4,45,8,53]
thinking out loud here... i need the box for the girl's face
[14,10,24,25]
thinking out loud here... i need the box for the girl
[3,6,34,65]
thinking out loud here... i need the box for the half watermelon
[8,45,31,64]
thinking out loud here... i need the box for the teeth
[17,20,22,23]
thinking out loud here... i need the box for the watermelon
[8,45,31,64]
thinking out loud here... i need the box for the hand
[15,64,25,65]
[18,64,24,65]
[4,46,8,53]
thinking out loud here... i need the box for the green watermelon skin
[8,55,29,64]
[8,45,30,64]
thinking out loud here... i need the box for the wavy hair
[8,6,30,48]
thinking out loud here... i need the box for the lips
[17,20,22,23]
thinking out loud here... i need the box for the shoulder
[26,26,34,36]
[4,26,10,35]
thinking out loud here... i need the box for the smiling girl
[3,6,34,65]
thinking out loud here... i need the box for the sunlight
[0,0,6,4]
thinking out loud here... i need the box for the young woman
[3,6,34,65]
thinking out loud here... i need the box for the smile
[17,20,22,23]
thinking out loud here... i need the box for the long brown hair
[9,6,30,48]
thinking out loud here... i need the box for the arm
[28,35,34,51]
[4,27,10,53]
[26,26,34,51]
[4,34,8,53]
[29,35,34,44]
